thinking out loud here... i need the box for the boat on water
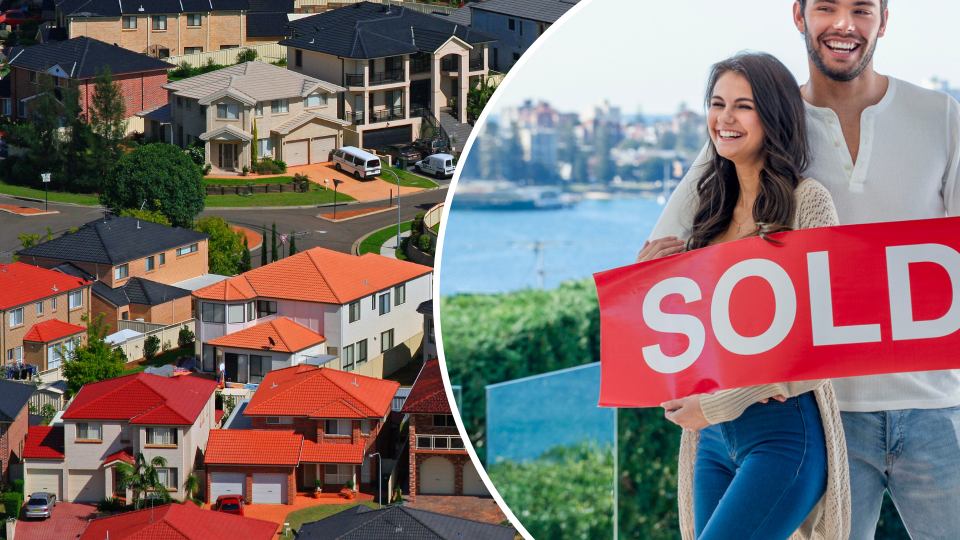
[454,181,579,210]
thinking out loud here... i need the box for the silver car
[25,492,56,519]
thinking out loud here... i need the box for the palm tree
[115,453,169,509]
[183,474,200,505]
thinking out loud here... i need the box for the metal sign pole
[41,173,51,211]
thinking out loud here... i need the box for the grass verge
[125,347,191,374]
[0,181,100,206]
[358,221,412,255]
[204,190,356,207]
[280,502,379,538]
[385,167,438,189]
[204,176,293,186]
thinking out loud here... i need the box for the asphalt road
[0,187,448,266]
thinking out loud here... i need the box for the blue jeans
[694,393,828,540]
[842,407,960,540]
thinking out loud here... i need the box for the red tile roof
[0,262,90,310]
[23,426,64,459]
[193,247,431,304]
[244,365,399,419]
[103,448,134,466]
[62,373,217,425]
[205,430,302,466]
[207,317,325,353]
[23,319,86,343]
[79,503,278,540]
[300,440,366,464]
[401,359,452,414]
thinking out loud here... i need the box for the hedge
[3,492,22,519]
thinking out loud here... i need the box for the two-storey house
[401,359,487,500]
[282,2,496,150]
[0,380,36,482]
[80,503,279,540]
[0,263,92,372]
[192,246,432,382]
[162,61,347,172]
[53,0,251,57]
[204,364,398,504]
[4,37,173,134]
[19,216,213,329]
[22,372,218,502]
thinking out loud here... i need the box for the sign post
[41,173,51,211]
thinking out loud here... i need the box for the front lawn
[0,181,100,206]
[384,167,438,189]
[204,190,356,207]
[358,221,412,255]
[204,176,293,186]
[281,501,379,537]
[125,347,191,374]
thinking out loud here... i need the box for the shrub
[3,492,22,519]
[144,335,160,359]
[274,159,287,173]
[418,234,432,251]
[236,49,257,63]
[293,173,311,192]
[10,480,23,497]
[253,158,282,175]
[95,497,125,513]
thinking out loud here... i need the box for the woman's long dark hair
[686,52,810,250]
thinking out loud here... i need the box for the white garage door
[210,472,246,500]
[69,469,104,502]
[285,140,309,167]
[310,136,336,164]
[462,461,489,496]
[26,469,62,501]
[252,473,287,504]
[420,457,454,495]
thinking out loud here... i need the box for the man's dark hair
[798,0,888,26]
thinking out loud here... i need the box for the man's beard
[805,28,878,82]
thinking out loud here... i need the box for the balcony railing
[370,68,404,86]
[345,73,364,86]
[416,434,466,451]
[346,111,364,125]
[440,57,459,72]
[411,58,431,74]
[469,57,483,71]
[369,106,405,124]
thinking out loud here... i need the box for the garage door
[252,473,287,504]
[210,472,246,500]
[26,469,62,500]
[285,140,309,167]
[462,461,489,496]
[310,136,336,164]
[362,125,412,151]
[419,456,454,495]
[69,469,104,502]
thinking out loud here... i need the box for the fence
[113,319,196,362]
[163,43,286,69]
[118,319,167,334]
[424,202,443,229]
[295,0,458,15]
[29,388,65,412]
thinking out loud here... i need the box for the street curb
[204,186,446,212]
[0,193,102,208]
[316,206,396,223]
[352,228,378,255]
[0,207,59,217]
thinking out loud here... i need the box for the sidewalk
[380,230,411,259]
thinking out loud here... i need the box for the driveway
[15,502,97,540]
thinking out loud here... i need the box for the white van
[332,146,381,179]
[414,153,456,179]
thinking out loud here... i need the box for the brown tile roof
[244,365,398,419]
[23,320,86,343]
[205,430,303,466]
[400,359,451,414]
[299,440,365,464]
[62,373,217,425]
[79,503,278,540]
[207,318,325,353]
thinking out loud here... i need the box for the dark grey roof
[416,299,432,316]
[137,103,172,123]
[122,278,192,306]
[38,26,68,42]
[435,6,471,26]
[468,0,579,24]
[8,37,173,79]
[0,380,36,423]
[281,2,496,60]
[247,12,292,38]
[56,0,249,18]
[296,505,516,540]
[247,0,291,12]
[18,215,210,266]
[93,281,130,307]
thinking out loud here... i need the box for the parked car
[381,144,422,166]
[0,9,42,29]
[332,146,381,180]
[412,138,449,157]
[24,492,56,519]
[414,153,456,179]
[213,495,245,516]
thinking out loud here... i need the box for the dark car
[213,494,245,516]
[25,492,56,519]
[382,144,423,164]
[412,138,449,157]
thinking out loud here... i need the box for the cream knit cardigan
[677,179,851,540]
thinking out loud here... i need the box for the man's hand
[661,394,710,431]
[636,237,685,264]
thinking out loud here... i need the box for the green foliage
[239,236,252,273]
[143,335,160,360]
[292,173,311,193]
[95,497,125,513]
[115,453,170,509]
[182,474,200,500]
[186,139,206,167]
[346,479,355,490]
[40,404,56,426]
[251,120,258,164]
[467,77,498,123]
[252,158,287,175]
[877,493,909,539]
[89,67,127,178]
[260,224,268,266]
[99,143,205,228]
[216,391,237,418]
[488,442,613,540]
[3,491,22,519]
[177,326,195,348]
[289,231,297,256]
[62,313,127,397]
[271,222,278,262]
[392,487,403,504]
[194,216,244,275]
[167,59,227,82]
[119,206,172,226]
[18,233,40,249]
[618,408,680,539]
[418,233,431,251]
[10,480,23,497]
[236,49,257,63]
[271,57,287,67]
[314,479,323,490]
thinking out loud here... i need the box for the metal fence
[113,319,197,362]
[163,43,286,69]
[118,319,167,334]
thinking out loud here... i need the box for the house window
[381,329,394,353]
[217,104,239,119]
[29,71,36,84]
[18,100,26,118]
[348,301,360,323]
[114,264,129,280]
[378,292,390,315]
[219,45,239,50]
[325,419,350,436]
[177,243,198,256]
[356,339,367,366]
[53,76,61,87]
[305,93,327,108]
[508,18,515,30]
[69,290,82,309]
[257,138,273,157]
[186,99,192,110]
[120,425,130,442]
[265,416,292,425]
[434,414,455,427]
[361,419,371,435]
[36,301,43,316]
[199,105,206,117]
[147,427,177,445]
[76,422,101,441]
[9,307,22,327]
[427,318,435,344]
[145,256,155,271]
[184,47,202,54]
[177,96,183,107]
[186,14,201,26]
[158,253,165,266]
[255,102,263,116]
[342,344,354,371]
[513,52,521,62]
[201,302,226,323]
[51,297,57,310]
[152,15,167,30]
[156,468,177,490]
[250,355,271,383]
[519,20,523,35]
[122,15,137,29]
[246,301,256,321]
[295,49,302,68]
[257,300,277,318]
[6,346,22,363]
[394,284,405,306]
[227,304,245,324]
[271,99,288,114]
[1,98,9,116]
[324,464,351,484]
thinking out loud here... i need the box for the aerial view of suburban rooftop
[0,0,576,537]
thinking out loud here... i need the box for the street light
[380,169,401,252]
[368,452,382,508]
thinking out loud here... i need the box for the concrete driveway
[15,502,97,540]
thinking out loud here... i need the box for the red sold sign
[594,217,960,407]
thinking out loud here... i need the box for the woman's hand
[636,237,685,263]
[759,394,788,404]
[661,394,710,431]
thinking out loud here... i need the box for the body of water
[438,197,668,296]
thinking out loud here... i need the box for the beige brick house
[162,61,347,172]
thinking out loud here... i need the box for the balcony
[345,111,364,125]
[345,73,364,86]
[370,68,404,86]
[469,57,483,71]
[416,434,466,451]
[440,57,459,72]
[369,106,405,124]
[411,58,431,74]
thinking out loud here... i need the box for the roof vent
[271,382,277,388]
[137,220,141,229]
[138,4,144,10]
[52,285,58,292]
[352,378,359,386]
[363,280,369,285]
[309,38,315,44]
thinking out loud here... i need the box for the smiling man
[650,0,960,538]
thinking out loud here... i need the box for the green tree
[288,231,297,256]
[251,119,258,164]
[115,453,170,509]
[177,326,195,348]
[466,77,498,123]
[194,216,244,275]
[239,236,252,273]
[236,49,257,63]
[99,143,205,227]
[88,67,128,179]
[144,335,160,359]
[260,224,268,267]
[61,313,128,397]
[183,474,201,505]
[18,233,41,249]
[119,206,172,226]
[271,222,278,262]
